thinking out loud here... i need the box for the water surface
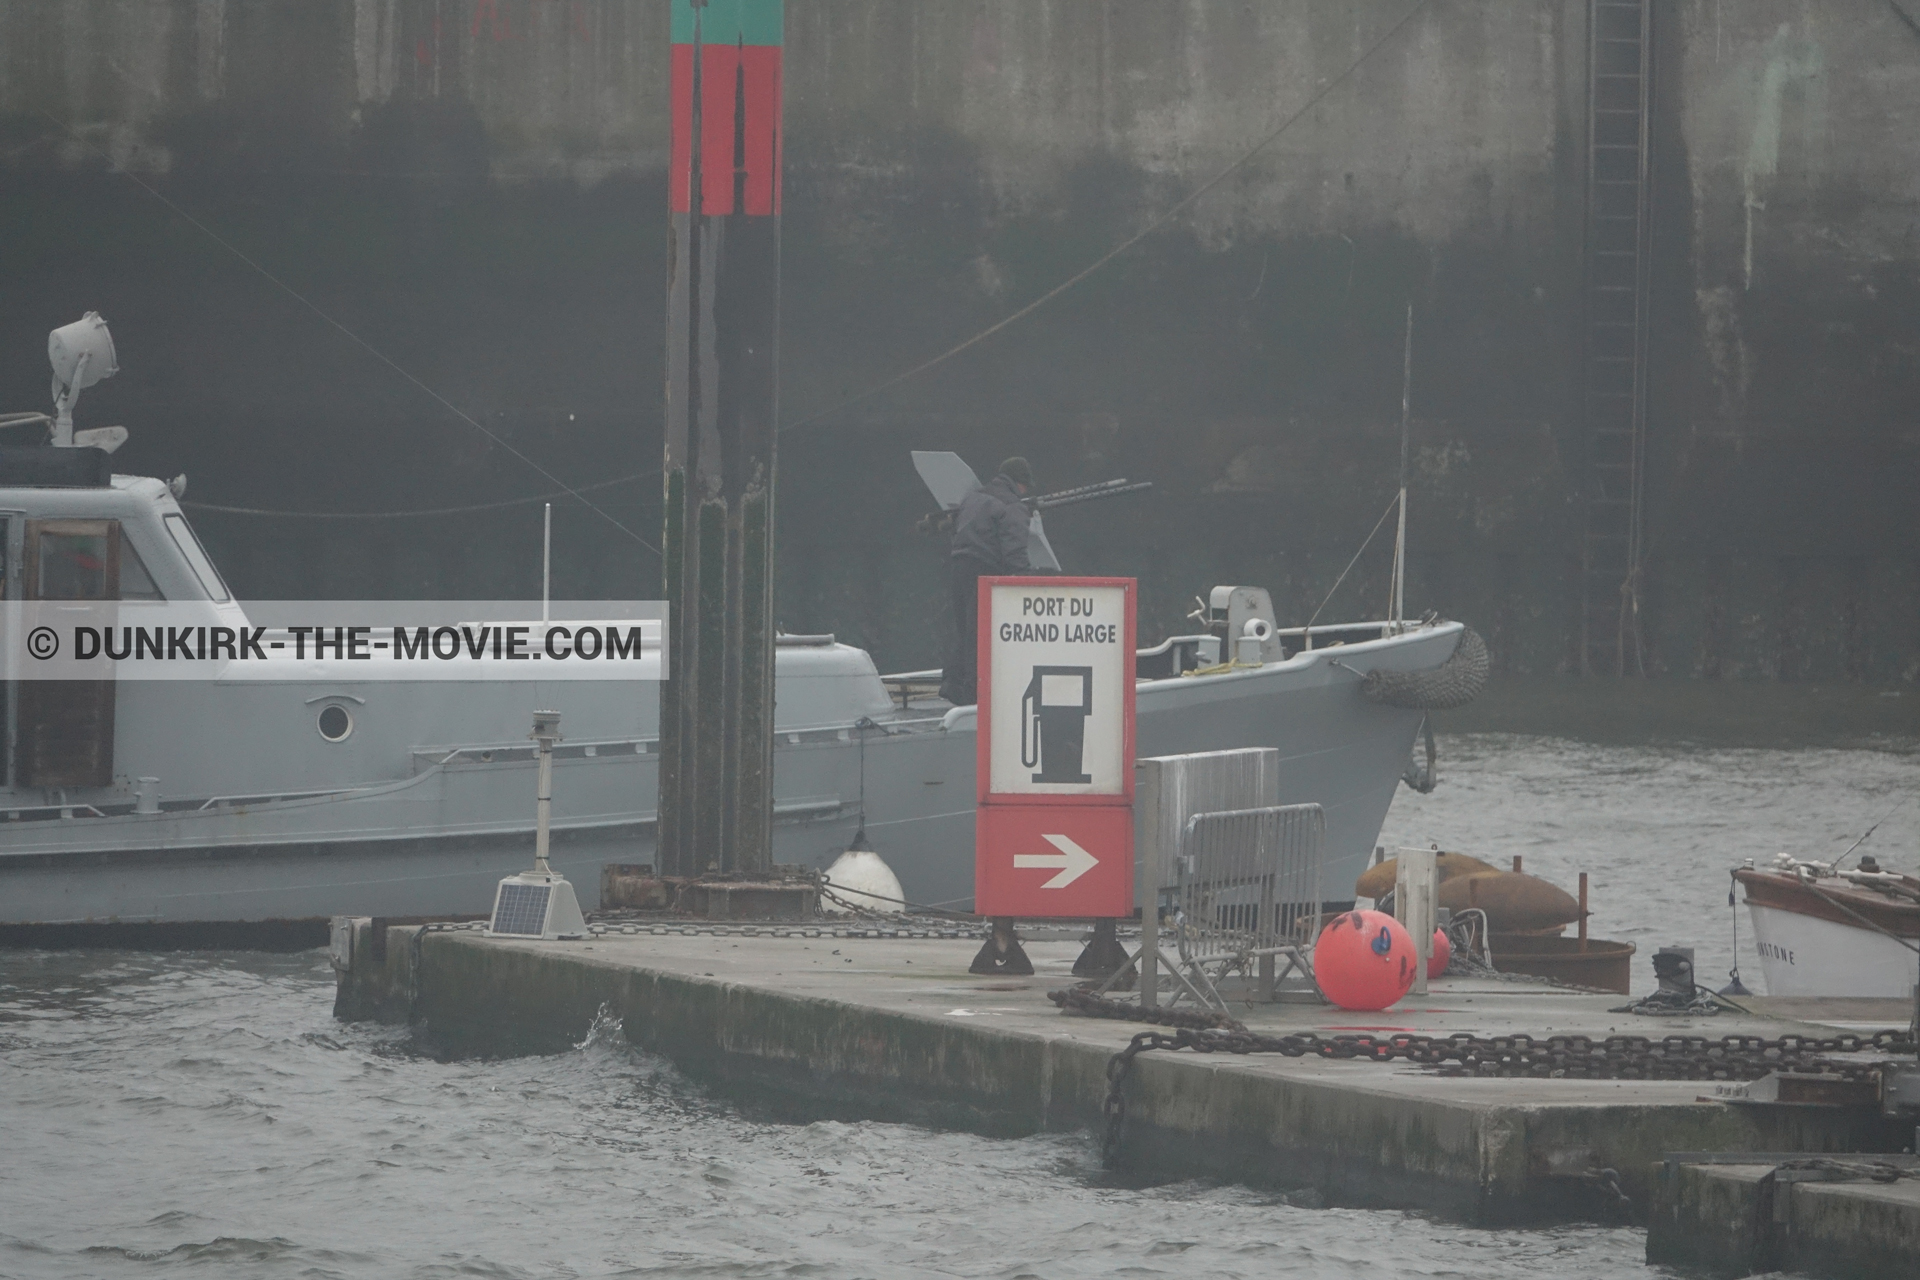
[1380,734,1920,993]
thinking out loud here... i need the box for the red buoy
[1428,927,1452,980]
[1315,909,1417,1011]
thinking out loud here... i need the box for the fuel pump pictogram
[1019,665,1093,784]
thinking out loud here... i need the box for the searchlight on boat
[48,311,118,448]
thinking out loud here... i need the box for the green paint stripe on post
[671,0,783,46]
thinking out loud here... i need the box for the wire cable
[184,470,656,519]
[36,107,660,557]
[1833,789,1918,869]
[1306,494,1401,632]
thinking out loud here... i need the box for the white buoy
[821,829,906,916]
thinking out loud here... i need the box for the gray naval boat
[1,320,1479,937]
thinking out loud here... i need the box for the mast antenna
[542,502,552,625]
[1392,302,1412,630]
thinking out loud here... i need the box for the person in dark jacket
[940,457,1034,705]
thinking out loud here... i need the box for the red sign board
[975,804,1134,919]
[975,575,1135,918]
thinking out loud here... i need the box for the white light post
[531,708,560,875]
[485,710,587,940]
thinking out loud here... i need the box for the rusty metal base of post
[1071,917,1136,989]
[969,917,1034,976]
[599,866,818,921]
[680,881,817,921]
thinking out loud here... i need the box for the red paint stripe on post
[697,43,738,215]
[670,41,781,216]
[739,45,782,216]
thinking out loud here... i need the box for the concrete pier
[332,919,1914,1231]
[1647,1156,1920,1279]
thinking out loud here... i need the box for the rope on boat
[1358,624,1489,711]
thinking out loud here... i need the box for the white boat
[1735,854,1920,998]
[0,317,1482,938]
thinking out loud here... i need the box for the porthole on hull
[317,704,353,742]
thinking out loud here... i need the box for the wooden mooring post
[659,0,785,876]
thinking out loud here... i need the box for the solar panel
[492,883,552,936]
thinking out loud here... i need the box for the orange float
[1314,909,1416,1011]
[1428,927,1452,979]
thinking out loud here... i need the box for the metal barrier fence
[1167,803,1325,1010]
[1134,748,1283,1008]
[1136,748,1283,902]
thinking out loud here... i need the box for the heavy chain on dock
[1051,986,1914,1080]
[1091,1021,1914,1081]
[1055,985,1918,1164]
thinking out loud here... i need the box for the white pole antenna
[542,502,552,625]
[1392,302,1412,631]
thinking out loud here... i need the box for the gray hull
[0,622,1458,925]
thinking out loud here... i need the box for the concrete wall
[3,2,1564,222]
[1,1,1914,681]
[1649,1159,1920,1279]
[1641,0,1920,681]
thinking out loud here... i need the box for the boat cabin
[1,451,241,790]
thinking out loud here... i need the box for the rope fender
[1359,623,1489,711]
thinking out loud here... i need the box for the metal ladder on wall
[1580,0,1654,676]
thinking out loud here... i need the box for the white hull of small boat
[1746,902,1920,1000]
[1737,861,1920,999]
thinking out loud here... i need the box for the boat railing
[1134,635,1219,680]
[415,738,656,771]
[1277,620,1396,639]
[883,619,1433,700]
[1754,853,1920,897]
[2,802,111,821]
[2,774,846,830]
[193,788,355,811]
[1,790,356,823]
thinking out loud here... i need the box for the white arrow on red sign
[1012,833,1099,888]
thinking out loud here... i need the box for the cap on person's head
[998,457,1034,489]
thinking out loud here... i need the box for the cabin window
[120,541,164,601]
[163,514,230,602]
[316,704,353,742]
[34,528,113,599]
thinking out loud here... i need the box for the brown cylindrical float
[1354,850,1502,901]
[1487,934,1635,995]
[1438,871,1583,934]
